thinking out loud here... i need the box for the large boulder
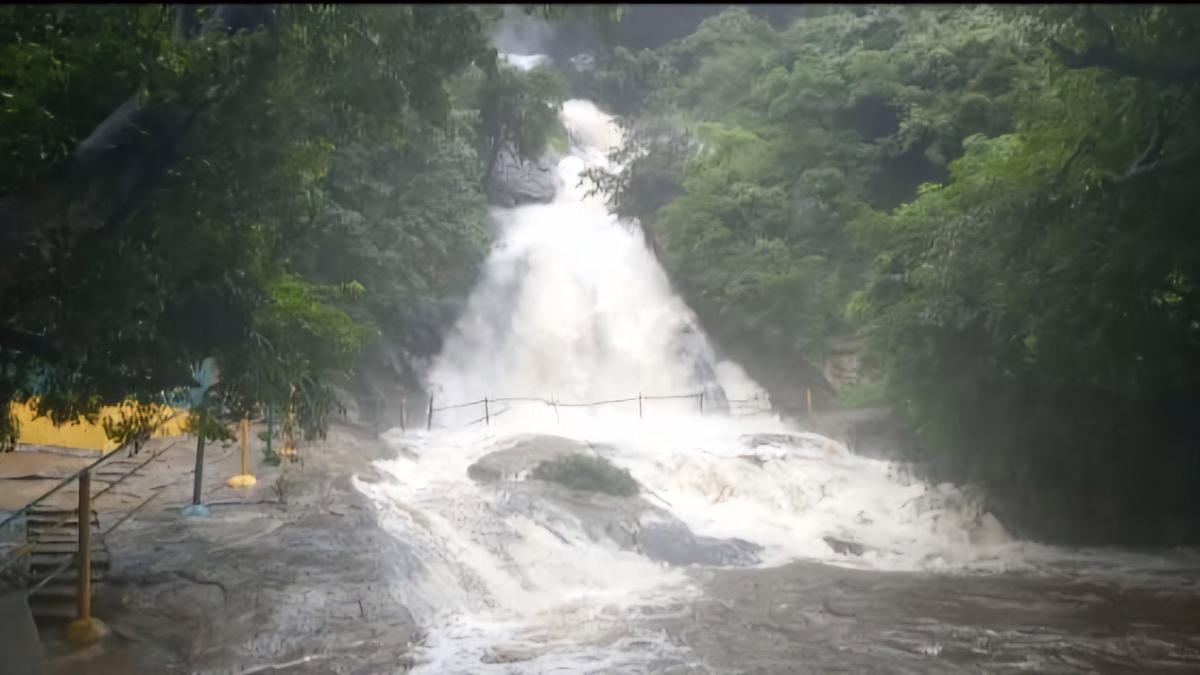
[638,519,760,567]
[466,435,587,483]
[469,435,762,568]
[486,147,559,207]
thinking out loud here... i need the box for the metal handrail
[421,389,773,431]
[430,390,768,414]
[0,438,138,533]
[0,411,186,562]
[0,440,181,573]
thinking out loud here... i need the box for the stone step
[26,584,77,601]
[25,533,79,544]
[25,512,100,527]
[27,542,107,555]
[31,603,80,624]
[28,553,111,572]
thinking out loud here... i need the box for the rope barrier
[421,390,771,431]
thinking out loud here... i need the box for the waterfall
[425,99,757,425]
[354,96,1020,672]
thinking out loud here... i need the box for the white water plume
[355,94,1084,671]
[424,99,762,424]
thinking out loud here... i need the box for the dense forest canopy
[0,4,575,447]
[1,4,1198,546]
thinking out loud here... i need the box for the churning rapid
[351,97,1196,672]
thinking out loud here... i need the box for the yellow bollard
[279,402,299,460]
[65,469,108,647]
[227,417,257,488]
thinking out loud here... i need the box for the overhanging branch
[1118,105,1200,185]
[1049,39,1200,87]
[1120,147,1200,185]
[0,5,277,291]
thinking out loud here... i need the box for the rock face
[808,407,918,462]
[39,426,421,674]
[343,336,433,433]
[466,435,585,483]
[638,520,760,567]
[485,147,560,207]
[822,336,864,392]
[0,590,41,675]
[468,435,762,568]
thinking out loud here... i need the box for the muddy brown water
[644,562,1200,674]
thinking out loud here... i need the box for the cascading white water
[425,99,762,421]
[353,97,1058,671]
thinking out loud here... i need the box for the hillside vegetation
[578,5,1200,545]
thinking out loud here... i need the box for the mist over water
[354,95,1199,671]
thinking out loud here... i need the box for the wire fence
[399,390,773,432]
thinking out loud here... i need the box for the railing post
[484,397,490,426]
[427,396,434,431]
[66,468,105,646]
[400,396,407,433]
[552,396,560,423]
[699,391,704,415]
[638,392,643,418]
[182,431,211,517]
[76,469,90,621]
[191,434,205,506]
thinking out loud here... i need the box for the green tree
[586,4,1200,543]
[0,4,495,448]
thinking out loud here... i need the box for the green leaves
[595,4,1200,541]
[0,4,498,448]
[471,61,568,184]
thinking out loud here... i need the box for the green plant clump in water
[530,454,640,497]
[547,119,571,154]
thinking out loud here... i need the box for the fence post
[427,396,434,431]
[638,392,643,418]
[552,396,560,423]
[66,468,105,646]
[484,397,490,426]
[400,397,407,433]
[699,391,704,415]
[805,387,813,417]
[182,430,210,517]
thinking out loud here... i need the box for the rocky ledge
[38,424,420,675]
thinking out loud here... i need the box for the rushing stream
[353,95,1200,672]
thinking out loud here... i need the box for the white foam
[499,52,550,72]
[358,98,1200,669]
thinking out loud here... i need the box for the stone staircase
[23,505,109,626]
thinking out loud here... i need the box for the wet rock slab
[486,147,560,207]
[39,425,421,675]
[469,435,762,569]
[650,561,1200,674]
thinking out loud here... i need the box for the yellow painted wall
[12,401,189,452]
